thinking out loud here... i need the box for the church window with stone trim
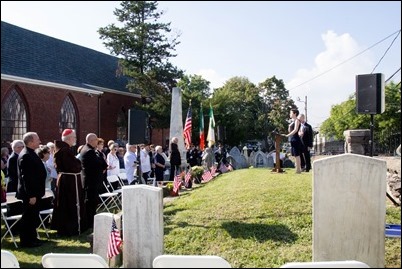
[116,108,128,143]
[1,87,28,143]
[59,95,77,133]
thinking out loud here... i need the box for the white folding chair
[280,260,370,268]
[97,176,121,213]
[1,250,20,268]
[117,172,128,185]
[38,188,55,238]
[42,253,109,268]
[152,255,232,268]
[107,174,124,190]
[1,193,23,248]
[105,175,123,207]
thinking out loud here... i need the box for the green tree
[98,1,183,128]
[176,74,211,145]
[258,76,295,148]
[212,77,261,146]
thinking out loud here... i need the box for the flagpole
[199,104,205,151]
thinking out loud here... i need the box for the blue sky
[1,1,401,128]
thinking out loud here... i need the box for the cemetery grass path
[1,168,401,268]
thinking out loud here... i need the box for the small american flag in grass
[184,170,192,185]
[202,169,213,182]
[107,218,122,259]
[173,172,183,193]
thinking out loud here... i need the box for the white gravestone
[122,185,164,268]
[93,212,122,267]
[313,153,386,268]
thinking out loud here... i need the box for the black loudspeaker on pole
[356,73,385,157]
[128,109,150,145]
[356,73,385,114]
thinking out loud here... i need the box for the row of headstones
[92,153,387,268]
[229,129,372,169]
[228,146,293,169]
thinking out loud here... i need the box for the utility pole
[297,95,308,122]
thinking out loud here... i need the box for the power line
[289,29,401,91]
[385,67,401,83]
[371,30,401,74]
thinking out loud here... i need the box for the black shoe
[35,238,46,244]
[20,241,42,248]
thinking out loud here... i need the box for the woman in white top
[106,143,120,176]
[140,144,151,183]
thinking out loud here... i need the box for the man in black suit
[17,132,47,247]
[186,143,199,167]
[80,133,108,229]
[298,114,313,172]
[6,140,24,192]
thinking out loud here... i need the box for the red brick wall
[151,128,170,148]
[1,79,169,147]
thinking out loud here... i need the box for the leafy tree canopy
[98,1,183,128]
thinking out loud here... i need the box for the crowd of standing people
[1,117,313,248]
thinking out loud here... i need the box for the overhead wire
[371,30,401,74]
[289,29,401,92]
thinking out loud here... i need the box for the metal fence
[375,130,401,156]
[314,130,401,156]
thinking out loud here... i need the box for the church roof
[1,21,137,95]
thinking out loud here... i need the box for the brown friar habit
[51,140,87,236]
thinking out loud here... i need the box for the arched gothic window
[116,108,127,142]
[1,88,28,143]
[59,95,77,133]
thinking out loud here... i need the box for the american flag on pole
[183,105,192,150]
[202,169,213,182]
[173,172,183,194]
[107,218,122,259]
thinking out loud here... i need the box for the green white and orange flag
[199,104,205,151]
[206,103,215,148]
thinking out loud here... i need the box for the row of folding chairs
[96,170,158,213]
[2,249,371,268]
[1,189,54,248]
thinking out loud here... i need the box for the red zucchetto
[61,129,74,137]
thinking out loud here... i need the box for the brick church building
[1,21,169,150]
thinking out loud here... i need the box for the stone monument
[169,87,187,166]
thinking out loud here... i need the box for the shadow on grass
[1,229,91,268]
[221,221,298,243]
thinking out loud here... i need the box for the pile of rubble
[387,169,401,205]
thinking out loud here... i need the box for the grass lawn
[2,168,401,268]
